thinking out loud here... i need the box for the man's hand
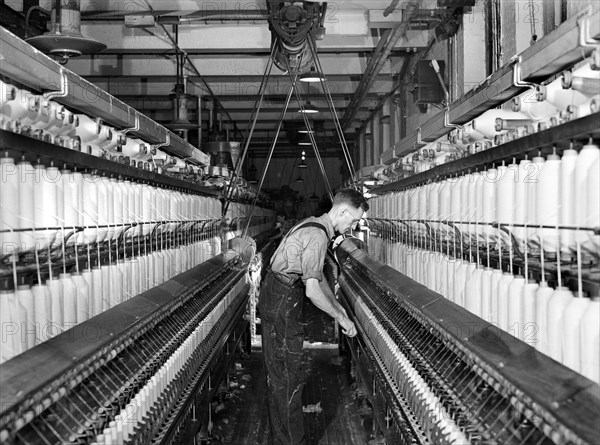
[338,315,357,337]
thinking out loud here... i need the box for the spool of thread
[101,177,115,241]
[15,284,35,350]
[100,265,112,312]
[521,282,539,347]
[470,173,483,239]
[121,138,145,161]
[535,282,554,355]
[527,154,545,248]
[537,77,587,111]
[496,272,515,332]
[574,143,600,257]
[0,287,18,363]
[452,260,468,307]
[535,153,561,253]
[448,176,462,234]
[512,93,558,121]
[546,286,575,363]
[481,167,499,243]
[17,158,36,252]
[113,179,125,238]
[81,268,94,317]
[76,114,101,146]
[81,174,99,244]
[46,276,63,333]
[152,251,162,286]
[495,162,515,247]
[580,299,600,384]
[465,266,484,317]
[63,169,83,245]
[506,275,525,339]
[95,175,109,243]
[562,297,590,373]
[59,273,78,327]
[43,101,66,133]
[97,124,119,155]
[126,259,139,299]
[575,95,599,118]
[146,253,155,289]
[114,262,126,304]
[7,287,27,356]
[31,283,51,345]
[559,148,578,254]
[444,256,455,301]
[124,180,134,232]
[71,272,90,323]
[175,247,184,276]
[471,109,528,139]
[133,182,142,236]
[586,155,600,258]
[138,255,147,293]
[28,98,53,130]
[461,121,486,142]
[91,266,103,317]
[0,156,20,256]
[488,269,504,325]
[479,268,494,322]
[164,249,174,280]
[512,159,531,248]
[141,184,153,237]
[4,91,39,125]
[33,164,60,249]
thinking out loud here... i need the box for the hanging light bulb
[296,175,304,183]
[299,159,307,168]
[299,101,319,114]
[299,67,325,83]
[298,119,314,134]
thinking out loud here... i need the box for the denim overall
[259,222,327,445]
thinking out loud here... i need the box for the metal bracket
[512,55,539,91]
[415,127,427,146]
[578,7,600,49]
[121,111,139,135]
[443,108,462,131]
[43,68,68,101]
[153,133,171,151]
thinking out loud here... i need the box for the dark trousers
[259,271,306,445]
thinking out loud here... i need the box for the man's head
[328,189,369,234]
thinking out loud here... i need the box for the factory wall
[356,0,598,168]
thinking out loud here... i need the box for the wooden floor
[204,301,372,445]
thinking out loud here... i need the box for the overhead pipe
[341,0,423,130]
[158,10,269,25]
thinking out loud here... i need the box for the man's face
[339,206,364,233]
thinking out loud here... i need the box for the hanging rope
[243,85,296,237]
[223,40,278,216]
[528,0,538,44]
[282,57,334,202]
[307,37,358,189]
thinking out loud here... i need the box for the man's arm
[305,278,357,337]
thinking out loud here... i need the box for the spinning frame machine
[0,11,276,445]
[329,5,600,445]
[1,1,600,445]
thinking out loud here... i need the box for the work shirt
[269,214,335,284]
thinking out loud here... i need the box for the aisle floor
[206,346,370,445]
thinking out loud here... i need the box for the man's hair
[332,188,369,212]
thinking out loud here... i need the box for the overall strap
[286,221,328,239]
[269,220,329,269]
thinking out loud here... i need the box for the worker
[259,188,369,445]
